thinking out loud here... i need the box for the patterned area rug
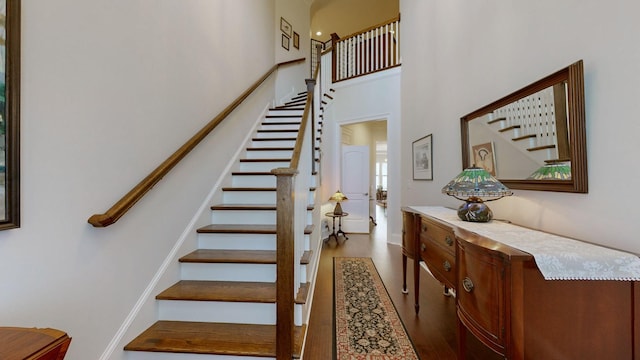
[334,257,419,359]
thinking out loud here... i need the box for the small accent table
[325,212,348,242]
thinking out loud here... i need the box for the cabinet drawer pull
[420,243,426,252]
[443,260,451,272]
[462,277,474,293]
[445,236,453,246]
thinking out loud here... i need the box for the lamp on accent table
[329,190,348,215]
[442,166,513,222]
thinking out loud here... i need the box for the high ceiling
[310,0,399,41]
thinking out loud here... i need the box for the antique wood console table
[0,327,71,359]
[402,206,640,359]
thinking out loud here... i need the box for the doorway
[339,120,387,234]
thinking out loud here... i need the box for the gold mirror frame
[0,0,21,229]
[461,60,587,193]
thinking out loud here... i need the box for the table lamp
[442,166,513,222]
[527,161,572,180]
[329,190,348,215]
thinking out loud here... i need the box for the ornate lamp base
[457,197,493,222]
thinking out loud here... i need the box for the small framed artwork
[472,142,496,176]
[293,32,300,49]
[412,134,433,180]
[280,17,292,38]
[281,34,290,50]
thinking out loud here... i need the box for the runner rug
[334,257,419,359]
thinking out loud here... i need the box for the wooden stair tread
[211,204,314,210]
[197,224,314,234]
[252,137,297,141]
[179,249,313,265]
[272,106,305,110]
[247,147,294,151]
[221,187,315,191]
[157,280,277,302]
[264,115,302,119]
[124,321,305,358]
[487,116,506,124]
[157,280,310,304]
[239,158,290,163]
[257,129,299,133]
[528,144,556,151]
[499,125,521,132]
[512,134,537,141]
[222,187,276,191]
[231,171,272,175]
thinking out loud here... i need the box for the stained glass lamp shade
[527,162,572,180]
[442,166,513,222]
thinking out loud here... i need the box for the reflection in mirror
[0,0,20,229]
[461,60,587,193]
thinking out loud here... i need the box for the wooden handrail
[88,58,305,227]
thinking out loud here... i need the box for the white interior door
[341,145,370,233]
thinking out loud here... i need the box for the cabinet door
[456,239,507,355]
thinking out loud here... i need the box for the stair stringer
[122,95,318,359]
[99,103,273,360]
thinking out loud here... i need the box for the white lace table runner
[409,206,640,281]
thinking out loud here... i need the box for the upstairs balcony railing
[330,16,400,83]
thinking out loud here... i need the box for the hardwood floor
[303,205,501,360]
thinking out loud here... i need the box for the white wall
[401,0,640,253]
[0,1,288,359]
[275,0,312,102]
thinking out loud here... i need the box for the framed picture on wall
[412,134,433,180]
[280,17,292,38]
[472,142,496,176]
[281,34,290,50]
[293,32,300,49]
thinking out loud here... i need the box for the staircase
[124,92,317,359]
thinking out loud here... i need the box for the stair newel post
[330,33,340,84]
[272,168,298,360]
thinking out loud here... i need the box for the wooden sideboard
[402,206,640,359]
[0,327,71,360]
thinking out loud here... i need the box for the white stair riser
[260,124,301,131]
[181,263,307,283]
[181,263,276,282]
[197,233,311,251]
[245,150,292,159]
[268,110,303,117]
[223,191,315,205]
[198,233,277,250]
[232,175,276,188]
[223,191,275,204]
[158,300,303,325]
[254,132,298,139]
[127,352,270,360]
[238,162,289,172]
[251,140,296,147]
[210,210,312,225]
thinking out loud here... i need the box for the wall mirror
[461,60,587,193]
[0,0,21,229]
